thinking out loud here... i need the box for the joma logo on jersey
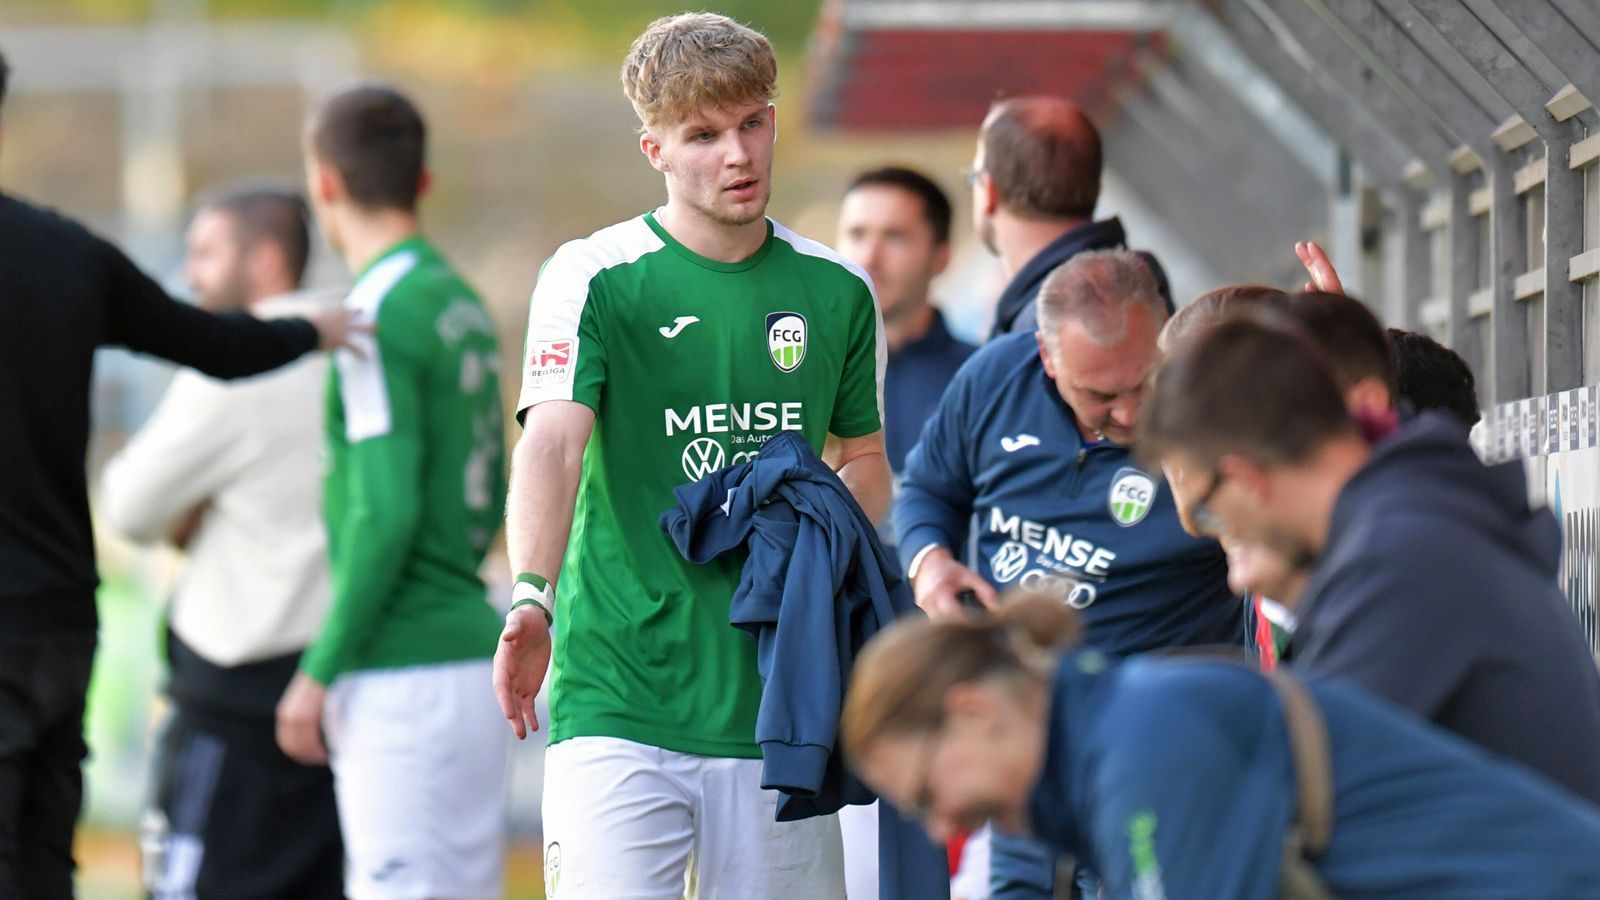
[766,312,807,372]
[1108,468,1156,527]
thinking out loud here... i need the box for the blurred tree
[3,0,822,53]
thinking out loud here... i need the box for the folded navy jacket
[660,429,918,821]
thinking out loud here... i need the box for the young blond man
[493,13,890,898]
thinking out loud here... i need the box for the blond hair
[840,594,1080,764]
[621,12,778,129]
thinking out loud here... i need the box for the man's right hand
[493,605,552,739]
[912,546,999,622]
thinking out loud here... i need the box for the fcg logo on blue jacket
[1109,468,1155,527]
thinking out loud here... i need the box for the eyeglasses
[962,166,985,190]
[1190,470,1229,538]
[898,735,941,822]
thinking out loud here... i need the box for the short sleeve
[829,277,885,438]
[517,248,609,422]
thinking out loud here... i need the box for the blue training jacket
[894,331,1241,655]
[1028,649,1600,899]
[660,430,918,822]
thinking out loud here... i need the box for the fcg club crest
[990,541,1030,584]
[1108,467,1156,527]
[681,437,726,482]
[766,312,807,372]
[544,842,561,896]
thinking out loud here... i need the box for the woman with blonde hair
[842,595,1600,898]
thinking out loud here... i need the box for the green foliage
[5,0,822,53]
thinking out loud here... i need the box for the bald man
[967,96,1169,338]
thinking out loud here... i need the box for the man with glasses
[966,96,1168,338]
[1158,285,1397,663]
[893,250,1238,896]
[1141,314,1600,807]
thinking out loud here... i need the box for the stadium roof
[807,0,1172,132]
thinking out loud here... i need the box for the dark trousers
[0,636,95,900]
[144,700,344,899]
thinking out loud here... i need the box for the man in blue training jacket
[836,164,971,900]
[968,97,1169,339]
[838,165,976,479]
[894,249,1239,897]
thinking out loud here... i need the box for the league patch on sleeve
[525,337,579,389]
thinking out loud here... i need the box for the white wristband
[511,575,555,626]
[906,543,943,584]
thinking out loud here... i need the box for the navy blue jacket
[661,431,917,821]
[1287,411,1600,805]
[1029,650,1600,898]
[886,310,976,476]
[895,332,1240,654]
[988,218,1171,338]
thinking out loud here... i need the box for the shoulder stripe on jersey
[337,250,418,442]
[518,216,664,411]
[770,220,888,424]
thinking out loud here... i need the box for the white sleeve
[98,372,247,542]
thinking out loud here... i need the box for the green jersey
[518,212,884,757]
[302,236,506,685]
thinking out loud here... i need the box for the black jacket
[0,192,318,638]
[988,217,1171,339]
[1288,412,1600,804]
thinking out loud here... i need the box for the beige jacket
[100,291,338,666]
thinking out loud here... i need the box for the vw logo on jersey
[990,541,1031,584]
[1108,467,1156,527]
[681,437,726,482]
[766,312,807,372]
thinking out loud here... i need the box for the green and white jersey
[302,236,506,685]
[518,211,885,757]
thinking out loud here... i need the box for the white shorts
[324,659,510,899]
[542,736,845,899]
[839,801,879,900]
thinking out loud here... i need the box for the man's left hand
[276,671,330,765]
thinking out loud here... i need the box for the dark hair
[1139,316,1358,470]
[1277,292,1399,398]
[1160,284,1289,353]
[196,180,312,287]
[1389,328,1481,425]
[981,96,1102,220]
[846,166,953,245]
[0,48,10,114]
[307,83,426,212]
